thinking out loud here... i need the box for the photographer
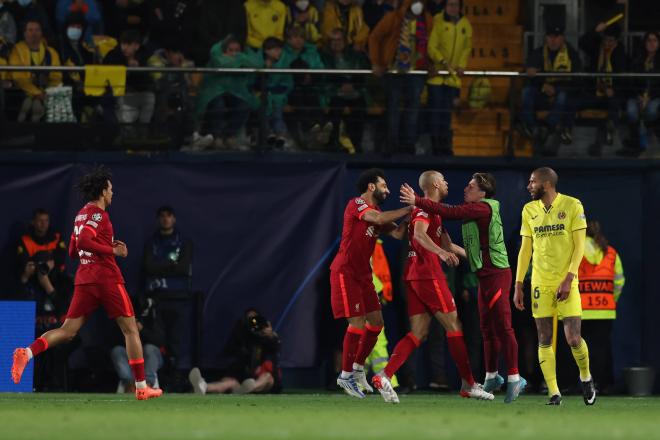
[14,208,73,390]
[188,309,282,395]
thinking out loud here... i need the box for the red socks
[354,324,383,366]
[342,326,364,372]
[447,331,475,386]
[384,332,420,379]
[29,337,48,357]
[129,358,146,383]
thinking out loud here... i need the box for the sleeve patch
[354,198,366,205]
[357,204,369,212]
[86,220,99,228]
[92,212,103,222]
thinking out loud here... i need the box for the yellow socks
[570,338,592,382]
[538,344,560,396]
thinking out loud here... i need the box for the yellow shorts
[531,283,582,319]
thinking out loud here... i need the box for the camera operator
[14,208,73,390]
[188,309,282,395]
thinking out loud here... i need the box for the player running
[330,168,411,398]
[400,172,526,403]
[372,170,494,404]
[10,166,163,401]
[514,167,596,406]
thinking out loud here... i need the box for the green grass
[1,393,659,440]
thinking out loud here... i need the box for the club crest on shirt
[557,211,566,220]
[92,213,102,222]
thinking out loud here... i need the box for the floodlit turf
[1,392,659,440]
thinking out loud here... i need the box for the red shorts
[330,270,381,319]
[406,279,456,316]
[66,283,135,320]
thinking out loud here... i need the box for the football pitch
[1,392,659,440]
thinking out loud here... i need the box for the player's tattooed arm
[361,205,412,226]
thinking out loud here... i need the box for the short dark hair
[262,37,284,52]
[32,208,49,218]
[120,29,141,45]
[356,168,385,193]
[286,26,305,40]
[221,35,242,53]
[532,167,558,187]
[472,172,496,198]
[157,205,175,216]
[75,166,112,202]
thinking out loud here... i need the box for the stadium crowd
[0,0,658,156]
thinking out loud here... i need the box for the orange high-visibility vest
[578,246,617,319]
[372,240,392,302]
[21,233,61,257]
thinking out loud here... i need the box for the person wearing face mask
[55,0,103,38]
[8,0,54,44]
[286,0,321,46]
[244,0,288,50]
[59,12,100,120]
[321,0,370,52]
[369,0,433,155]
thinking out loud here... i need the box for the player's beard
[531,186,545,200]
[373,188,387,205]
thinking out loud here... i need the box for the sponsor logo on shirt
[534,224,565,233]
[365,226,378,237]
[92,213,102,222]
[408,251,417,258]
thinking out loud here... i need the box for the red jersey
[68,203,124,285]
[415,196,502,278]
[404,207,445,281]
[330,197,381,279]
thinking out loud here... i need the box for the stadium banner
[0,301,35,392]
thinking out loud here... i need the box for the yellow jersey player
[513,167,596,406]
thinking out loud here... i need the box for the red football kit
[404,207,456,316]
[330,197,382,318]
[66,203,134,319]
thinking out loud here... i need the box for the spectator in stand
[362,0,398,29]
[426,0,471,155]
[195,36,261,151]
[321,0,369,52]
[189,309,282,395]
[427,0,444,16]
[143,206,193,369]
[11,208,73,391]
[148,39,202,149]
[103,30,155,130]
[149,0,196,51]
[193,0,246,66]
[0,0,17,45]
[244,0,287,51]
[280,25,327,149]
[262,37,290,149]
[55,0,103,37]
[578,23,627,155]
[369,0,433,155]
[286,0,321,46]
[9,19,62,122]
[8,0,54,44]
[320,27,369,152]
[101,0,149,38]
[618,31,660,157]
[59,12,100,121]
[111,296,165,392]
[519,25,582,154]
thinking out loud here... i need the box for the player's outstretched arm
[385,221,408,240]
[362,205,412,226]
[514,236,533,310]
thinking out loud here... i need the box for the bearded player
[372,171,494,404]
[400,172,525,403]
[10,166,162,401]
[514,167,595,406]
[330,168,411,398]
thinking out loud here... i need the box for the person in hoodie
[369,0,433,155]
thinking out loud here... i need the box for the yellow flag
[83,65,126,97]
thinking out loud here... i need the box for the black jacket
[578,30,628,94]
[526,42,583,90]
[103,45,152,92]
